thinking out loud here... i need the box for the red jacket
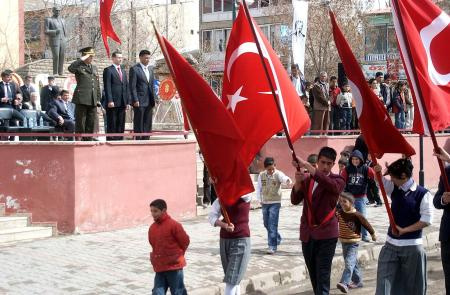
[148,213,190,272]
[291,170,345,242]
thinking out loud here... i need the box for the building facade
[199,0,291,94]
[0,0,25,69]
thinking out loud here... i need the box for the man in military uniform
[68,47,101,140]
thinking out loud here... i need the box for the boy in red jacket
[148,199,190,295]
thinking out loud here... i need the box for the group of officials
[69,47,157,140]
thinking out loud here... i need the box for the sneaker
[348,282,363,289]
[336,282,348,293]
[266,248,275,254]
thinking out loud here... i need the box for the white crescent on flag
[420,11,450,86]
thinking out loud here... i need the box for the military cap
[79,47,95,57]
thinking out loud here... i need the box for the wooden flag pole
[152,21,232,225]
[391,0,449,191]
[369,153,399,235]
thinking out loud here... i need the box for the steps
[0,213,55,245]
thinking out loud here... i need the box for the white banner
[292,0,308,74]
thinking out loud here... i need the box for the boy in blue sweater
[374,158,433,295]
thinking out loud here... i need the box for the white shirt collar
[140,63,148,70]
[399,178,416,192]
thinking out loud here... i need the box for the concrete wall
[260,134,450,189]
[0,140,197,233]
[0,0,24,69]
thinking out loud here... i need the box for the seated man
[23,92,56,126]
[47,90,75,133]
[0,70,25,125]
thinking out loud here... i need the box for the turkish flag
[154,28,254,205]
[330,11,415,158]
[391,0,450,134]
[222,3,310,166]
[100,0,121,57]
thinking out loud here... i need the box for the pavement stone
[0,189,443,294]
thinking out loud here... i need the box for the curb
[189,230,441,295]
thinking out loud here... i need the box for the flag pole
[369,152,399,235]
[241,0,301,170]
[152,21,232,225]
[391,0,449,191]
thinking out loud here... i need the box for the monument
[44,6,67,76]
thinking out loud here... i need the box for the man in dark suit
[40,76,60,112]
[47,89,75,133]
[433,146,450,294]
[129,49,156,140]
[20,76,36,103]
[103,51,130,140]
[44,6,67,76]
[0,70,25,124]
[68,47,101,140]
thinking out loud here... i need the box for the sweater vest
[387,185,427,240]
[220,198,250,239]
[345,165,369,196]
[260,171,282,203]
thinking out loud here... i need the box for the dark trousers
[367,178,382,205]
[311,109,330,135]
[152,269,187,295]
[330,105,341,130]
[133,105,153,140]
[302,238,338,295]
[75,104,97,140]
[442,241,450,295]
[106,107,126,140]
[202,165,217,204]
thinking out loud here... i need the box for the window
[365,26,387,57]
[387,27,398,54]
[202,30,212,53]
[25,19,41,42]
[224,28,232,47]
[223,0,233,11]
[203,0,212,13]
[260,25,270,40]
[214,29,225,52]
[214,0,222,12]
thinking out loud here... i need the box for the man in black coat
[103,51,130,140]
[40,76,60,111]
[129,49,157,140]
[47,89,75,132]
[20,76,37,103]
[433,146,450,294]
[0,70,25,124]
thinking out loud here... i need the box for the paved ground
[263,247,445,295]
[0,191,444,294]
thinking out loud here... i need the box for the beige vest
[260,171,282,203]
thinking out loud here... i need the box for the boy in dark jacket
[148,199,190,295]
[341,150,375,242]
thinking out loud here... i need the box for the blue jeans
[341,108,352,131]
[262,203,281,250]
[340,242,362,285]
[152,269,187,295]
[395,111,405,129]
[354,197,368,240]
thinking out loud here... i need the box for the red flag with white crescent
[100,0,121,57]
[222,3,310,166]
[330,10,415,158]
[391,0,450,134]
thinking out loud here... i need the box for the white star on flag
[227,86,248,113]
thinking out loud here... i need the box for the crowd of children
[146,144,450,295]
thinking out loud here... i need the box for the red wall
[260,134,449,189]
[0,140,197,233]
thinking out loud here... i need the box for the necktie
[143,66,149,82]
[5,83,12,99]
[117,66,122,81]
[65,102,74,120]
